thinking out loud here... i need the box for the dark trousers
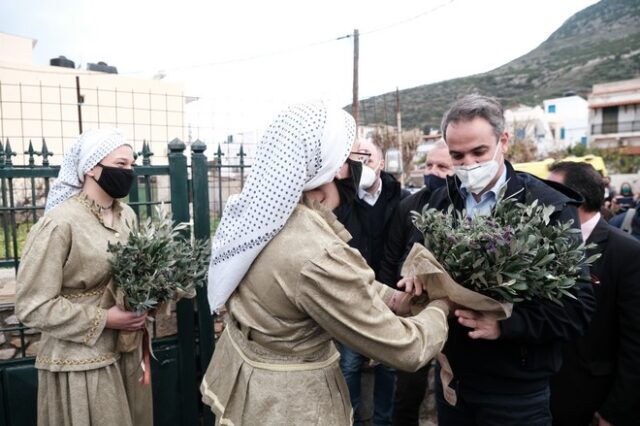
[339,344,395,425]
[392,363,430,426]
[435,364,552,426]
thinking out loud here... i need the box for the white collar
[358,178,383,206]
[581,212,601,242]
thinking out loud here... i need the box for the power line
[1,1,455,78]
[120,0,454,75]
[360,0,454,37]
[122,35,349,75]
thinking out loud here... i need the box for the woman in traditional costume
[16,128,152,426]
[202,102,450,425]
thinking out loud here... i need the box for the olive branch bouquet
[108,205,210,315]
[409,185,598,307]
[106,205,210,384]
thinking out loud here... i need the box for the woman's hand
[105,306,147,331]
[388,290,413,316]
[396,275,426,296]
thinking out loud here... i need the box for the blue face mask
[423,174,447,191]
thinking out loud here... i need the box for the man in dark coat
[548,161,640,426]
[378,139,454,426]
[427,95,595,426]
[334,138,407,425]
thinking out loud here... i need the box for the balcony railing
[591,120,640,135]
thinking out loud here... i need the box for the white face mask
[454,140,501,195]
[359,164,377,190]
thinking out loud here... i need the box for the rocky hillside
[353,0,640,131]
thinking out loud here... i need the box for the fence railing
[591,120,640,135]
[0,137,248,425]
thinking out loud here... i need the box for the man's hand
[396,276,425,296]
[594,412,612,426]
[106,306,147,331]
[454,309,500,340]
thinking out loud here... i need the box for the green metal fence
[0,137,243,426]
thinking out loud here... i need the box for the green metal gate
[0,137,217,426]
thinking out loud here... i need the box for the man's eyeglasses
[349,151,371,163]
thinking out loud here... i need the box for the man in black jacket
[334,139,407,425]
[378,140,454,426]
[379,139,453,288]
[430,95,595,426]
[548,162,640,426]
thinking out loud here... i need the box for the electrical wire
[0,1,454,77]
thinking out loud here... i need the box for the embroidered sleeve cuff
[83,307,108,346]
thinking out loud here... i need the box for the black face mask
[334,158,362,208]
[423,174,447,192]
[93,163,135,199]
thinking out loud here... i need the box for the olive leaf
[413,188,599,304]
[108,205,211,314]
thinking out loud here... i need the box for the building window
[581,136,587,145]
[602,106,619,134]
[560,127,565,140]
[516,128,526,139]
[547,104,556,113]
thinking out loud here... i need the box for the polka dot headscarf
[208,101,356,312]
[45,128,131,212]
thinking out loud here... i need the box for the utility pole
[396,87,404,187]
[75,76,84,134]
[351,29,359,130]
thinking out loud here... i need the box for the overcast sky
[1,0,599,141]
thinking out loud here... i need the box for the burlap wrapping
[401,243,514,406]
[112,287,146,353]
[112,286,196,353]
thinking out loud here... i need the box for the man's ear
[499,132,510,154]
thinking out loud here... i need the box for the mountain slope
[353,0,640,131]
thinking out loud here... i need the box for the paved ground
[0,268,16,306]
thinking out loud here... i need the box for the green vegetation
[0,222,34,259]
[210,216,220,235]
[352,0,640,131]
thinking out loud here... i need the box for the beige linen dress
[201,199,449,426]
[15,194,152,426]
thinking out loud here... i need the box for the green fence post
[24,141,38,222]
[238,144,245,187]
[0,140,9,260]
[128,147,141,217]
[215,144,224,217]
[168,138,199,426]
[40,138,52,197]
[142,141,154,219]
[5,140,18,270]
[190,139,215,425]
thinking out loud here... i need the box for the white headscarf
[207,101,356,312]
[45,128,130,212]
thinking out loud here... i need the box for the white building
[0,31,188,165]
[504,104,555,155]
[543,95,589,150]
[588,78,640,150]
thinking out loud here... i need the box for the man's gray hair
[440,94,505,141]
